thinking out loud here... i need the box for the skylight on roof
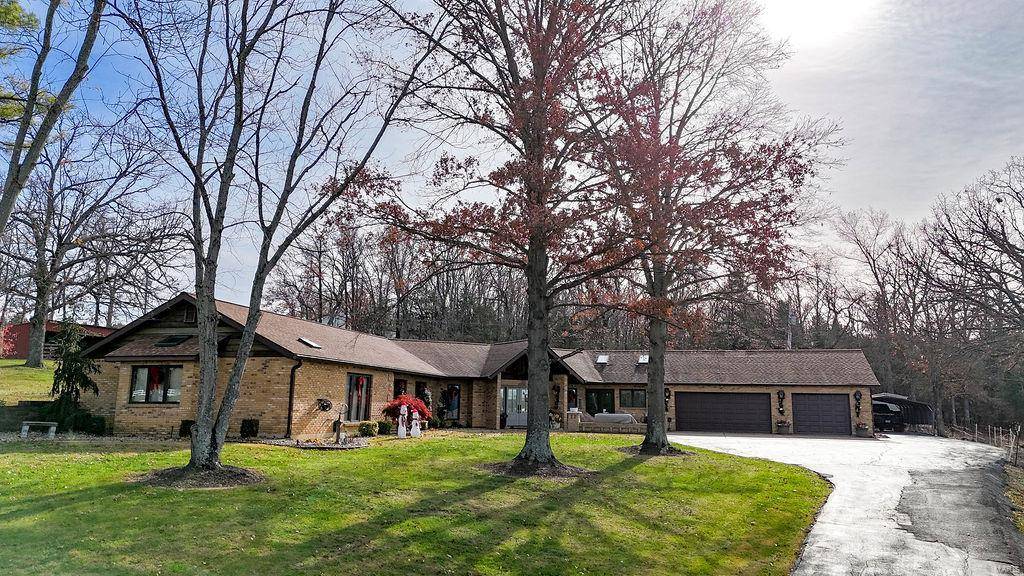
[154,335,191,347]
[637,354,649,364]
[596,354,609,364]
[298,337,322,349]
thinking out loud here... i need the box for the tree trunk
[25,300,48,368]
[640,264,670,454]
[188,255,224,470]
[25,272,51,368]
[510,233,561,472]
[25,227,52,368]
[929,354,946,437]
[207,275,267,464]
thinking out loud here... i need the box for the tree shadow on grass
[0,441,804,576]
[253,453,651,576]
[0,439,187,455]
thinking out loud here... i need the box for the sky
[760,0,1024,221]
[203,0,1024,299]
[10,0,1024,302]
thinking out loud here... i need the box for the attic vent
[155,335,191,347]
[637,354,649,364]
[298,337,322,349]
[596,354,609,364]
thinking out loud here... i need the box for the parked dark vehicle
[873,401,905,432]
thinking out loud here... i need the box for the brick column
[494,374,503,430]
[556,374,569,426]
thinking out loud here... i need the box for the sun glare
[759,0,882,47]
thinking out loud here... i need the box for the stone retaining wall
[0,401,49,432]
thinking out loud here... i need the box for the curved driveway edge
[667,433,1024,575]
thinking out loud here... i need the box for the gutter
[285,358,303,438]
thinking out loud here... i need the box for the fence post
[1015,425,1021,467]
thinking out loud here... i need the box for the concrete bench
[20,421,58,439]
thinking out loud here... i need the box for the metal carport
[872,393,934,426]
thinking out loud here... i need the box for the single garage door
[792,393,852,435]
[675,392,772,433]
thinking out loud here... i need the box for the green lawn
[0,432,830,576]
[0,359,54,404]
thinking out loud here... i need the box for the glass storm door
[502,387,528,428]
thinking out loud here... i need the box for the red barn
[2,322,116,359]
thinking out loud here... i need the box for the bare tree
[927,158,1024,330]
[2,114,184,366]
[114,0,432,470]
[0,0,107,232]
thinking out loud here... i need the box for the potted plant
[775,419,792,434]
[855,422,873,438]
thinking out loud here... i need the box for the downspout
[285,358,303,439]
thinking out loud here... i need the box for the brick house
[2,321,115,359]
[82,293,878,439]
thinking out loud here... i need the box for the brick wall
[93,357,296,437]
[80,361,119,418]
[289,360,395,440]
[573,383,873,434]
[467,379,495,428]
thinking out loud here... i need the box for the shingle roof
[481,340,529,376]
[214,300,445,377]
[392,340,494,378]
[90,294,880,387]
[580,349,880,387]
[553,348,604,383]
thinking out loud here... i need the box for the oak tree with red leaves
[586,0,837,453]
[377,0,639,473]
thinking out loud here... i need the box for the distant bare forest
[260,160,1024,431]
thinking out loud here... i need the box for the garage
[675,392,772,433]
[792,393,852,435]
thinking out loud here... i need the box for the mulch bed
[617,444,693,457]
[257,438,370,450]
[133,465,265,489]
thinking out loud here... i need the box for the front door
[502,387,528,428]
[586,389,615,415]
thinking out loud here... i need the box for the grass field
[0,432,829,576]
[0,359,54,404]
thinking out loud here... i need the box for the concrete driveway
[667,432,1024,576]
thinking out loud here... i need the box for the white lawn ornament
[398,404,408,439]
[410,410,422,438]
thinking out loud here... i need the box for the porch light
[853,390,863,417]
[777,390,786,414]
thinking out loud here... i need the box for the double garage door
[674,391,852,435]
